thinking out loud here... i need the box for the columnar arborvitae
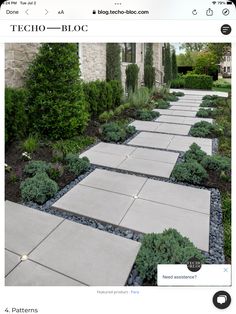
[164,43,172,84]
[26,43,89,140]
[144,43,156,89]
[106,43,121,82]
[171,49,178,80]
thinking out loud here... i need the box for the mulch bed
[5,141,77,203]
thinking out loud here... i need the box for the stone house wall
[5,43,164,89]
[5,43,40,88]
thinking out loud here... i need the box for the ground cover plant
[135,229,205,285]
[100,121,136,143]
[190,121,223,138]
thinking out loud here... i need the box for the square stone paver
[183,117,213,125]
[5,201,63,255]
[5,250,20,276]
[118,157,175,178]
[81,142,179,178]
[155,115,213,126]
[157,123,191,135]
[29,220,141,286]
[130,120,158,132]
[120,199,209,251]
[79,168,146,196]
[167,136,212,155]
[128,132,212,154]
[170,105,200,111]
[130,121,190,135]
[53,184,134,225]
[5,260,84,286]
[154,109,197,117]
[170,102,201,108]
[138,179,211,214]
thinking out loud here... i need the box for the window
[227,66,231,73]
[122,43,136,63]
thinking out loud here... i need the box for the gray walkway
[53,169,210,251]
[5,201,140,286]
[129,121,191,135]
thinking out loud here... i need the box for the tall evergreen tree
[26,43,89,139]
[144,43,155,88]
[171,49,178,80]
[164,43,172,84]
[106,43,121,82]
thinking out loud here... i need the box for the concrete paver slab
[130,120,190,135]
[5,201,63,256]
[130,120,158,132]
[128,132,212,154]
[120,199,209,251]
[118,157,175,178]
[154,109,197,117]
[79,168,146,196]
[157,123,191,135]
[53,184,134,225]
[29,220,141,286]
[170,105,200,111]
[5,250,20,276]
[5,260,84,286]
[81,142,178,178]
[87,142,136,156]
[138,179,211,214]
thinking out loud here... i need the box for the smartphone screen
[1,0,234,313]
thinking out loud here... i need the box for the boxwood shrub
[136,229,205,285]
[20,172,58,204]
[171,160,208,184]
[184,143,207,163]
[196,108,213,118]
[184,74,213,90]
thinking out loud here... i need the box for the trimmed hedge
[136,229,205,285]
[83,80,123,118]
[5,87,28,144]
[184,74,213,90]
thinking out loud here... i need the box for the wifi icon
[212,1,217,4]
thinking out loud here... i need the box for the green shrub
[170,76,185,89]
[128,87,150,107]
[201,155,231,172]
[136,229,205,284]
[136,109,159,121]
[184,74,213,90]
[22,135,39,153]
[52,136,95,160]
[172,91,185,97]
[126,64,139,92]
[65,154,90,175]
[202,95,220,101]
[24,160,50,176]
[101,122,136,143]
[196,108,213,118]
[47,163,64,180]
[5,87,28,144]
[163,94,179,102]
[184,143,207,163]
[109,80,123,107]
[190,121,223,138]
[200,99,218,108]
[99,110,114,123]
[213,79,231,89]
[20,172,58,204]
[155,99,170,109]
[26,43,89,140]
[172,160,208,184]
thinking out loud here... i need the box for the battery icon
[227,1,232,4]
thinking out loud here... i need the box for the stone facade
[79,43,106,82]
[5,43,164,89]
[5,43,41,88]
